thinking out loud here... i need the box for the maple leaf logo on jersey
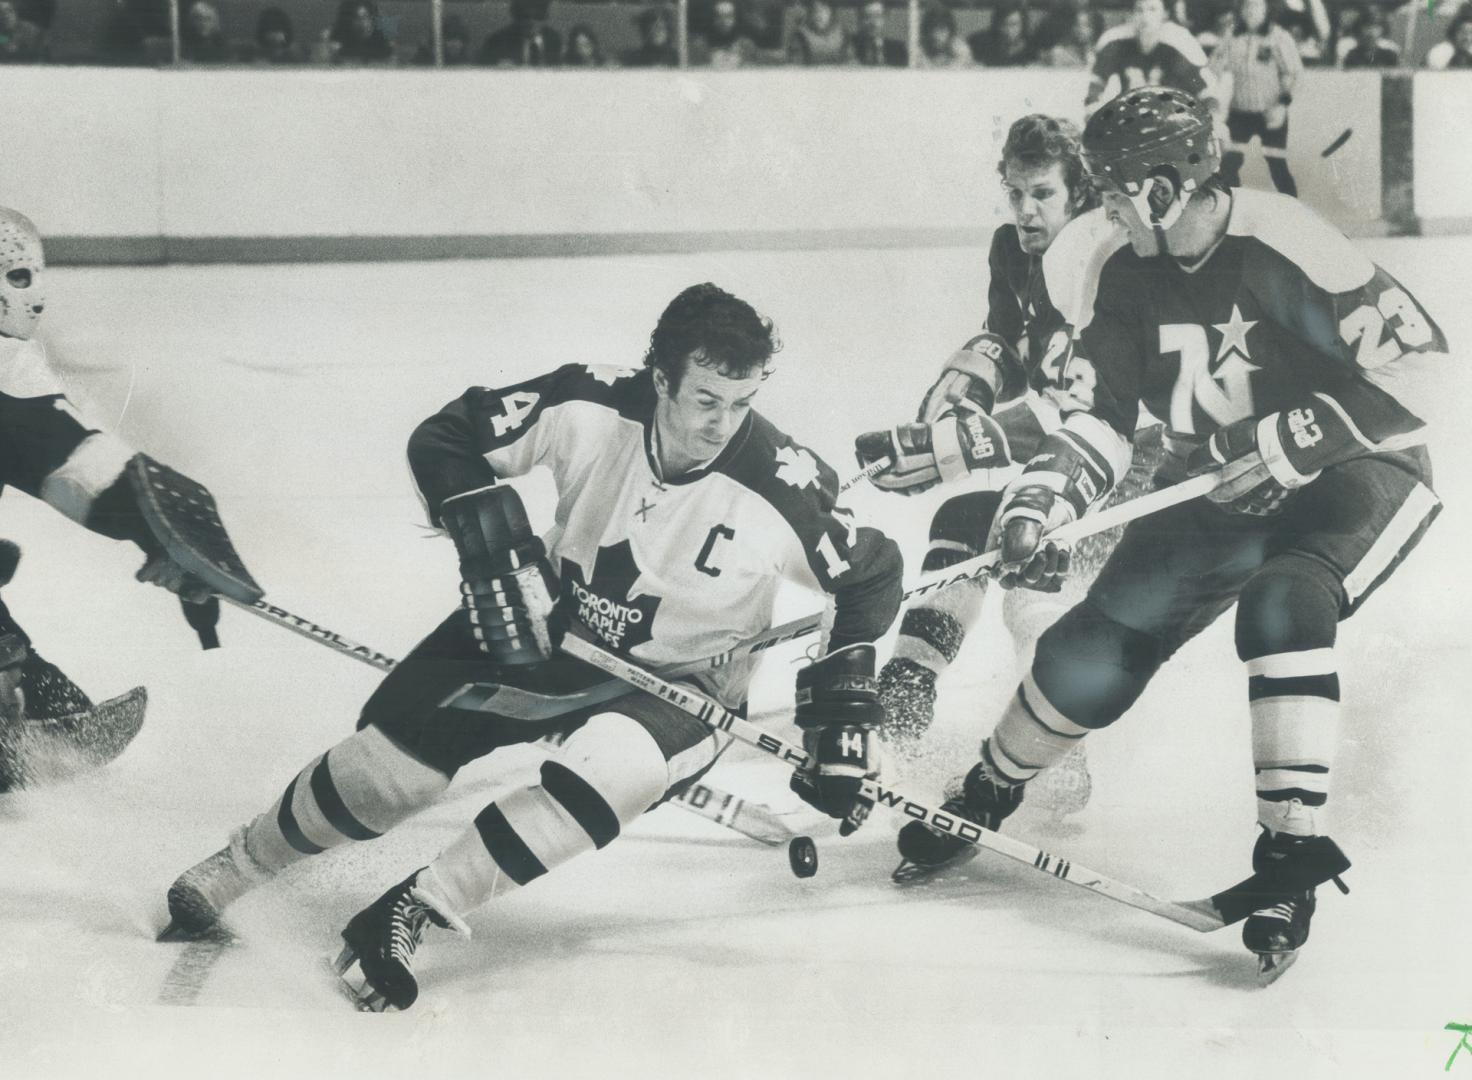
[560,540,661,651]
[775,446,821,490]
[585,364,637,386]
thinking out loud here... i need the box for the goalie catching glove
[1184,408,1338,516]
[439,484,562,665]
[789,643,883,836]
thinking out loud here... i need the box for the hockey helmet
[1083,88,1220,231]
[0,209,45,341]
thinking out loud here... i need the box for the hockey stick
[228,474,1221,719]
[561,630,1234,933]
[840,457,890,492]
[221,597,788,846]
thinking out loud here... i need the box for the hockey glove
[1184,412,1327,517]
[855,408,1014,496]
[997,418,1127,591]
[440,484,563,665]
[915,333,1026,424]
[789,643,883,836]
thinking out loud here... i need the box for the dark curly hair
[645,283,780,394]
[998,113,1100,213]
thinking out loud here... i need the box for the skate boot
[333,867,467,1013]
[892,755,1024,884]
[1239,829,1350,986]
[876,658,938,748]
[159,827,272,941]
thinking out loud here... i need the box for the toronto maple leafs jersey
[0,337,135,524]
[1042,193,1445,491]
[408,363,903,708]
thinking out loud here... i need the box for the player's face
[1241,0,1268,32]
[654,356,765,471]
[1003,160,1075,255]
[1134,0,1166,35]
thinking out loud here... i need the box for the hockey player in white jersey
[0,208,261,792]
[162,283,903,1011]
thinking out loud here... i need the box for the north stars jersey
[408,363,903,708]
[1087,23,1213,108]
[1043,193,1445,491]
[983,223,1068,378]
[0,337,135,524]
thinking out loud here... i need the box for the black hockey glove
[789,643,883,836]
[855,408,1013,496]
[1184,413,1323,517]
[915,333,1025,424]
[440,484,563,665]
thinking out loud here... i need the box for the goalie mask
[1082,87,1219,234]
[0,208,45,341]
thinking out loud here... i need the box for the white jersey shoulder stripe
[1094,24,1137,51]
[1042,209,1129,333]
[1228,189,1375,295]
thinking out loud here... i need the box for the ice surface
[3,238,1471,1078]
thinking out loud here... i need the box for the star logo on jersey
[1212,305,1258,365]
[775,446,821,490]
[585,364,637,386]
[560,539,661,651]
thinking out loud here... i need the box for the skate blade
[329,947,394,1013]
[1255,949,1299,987]
[891,848,980,885]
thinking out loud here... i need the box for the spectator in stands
[853,0,906,66]
[622,6,678,66]
[1212,0,1302,195]
[0,0,43,59]
[564,24,606,66]
[1043,6,1103,67]
[249,7,302,63]
[480,0,560,65]
[1274,0,1329,63]
[916,4,972,67]
[741,0,790,64]
[790,0,850,64]
[969,1,1037,65]
[181,0,230,63]
[413,14,471,64]
[1425,8,1472,68]
[327,0,394,63]
[1341,5,1400,67]
[690,0,755,67]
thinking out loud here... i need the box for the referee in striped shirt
[1209,0,1303,195]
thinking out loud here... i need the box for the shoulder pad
[1229,190,1374,294]
[1042,210,1129,331]
[1159,22,1209,64]
[0,338,65,400]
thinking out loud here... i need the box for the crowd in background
[0,0,1468,69]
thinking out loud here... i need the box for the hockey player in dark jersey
[854,115,1160,787]
[161,283,903,1012]
[0,208,259,792]
[1085,0,1220,118]
[895,87,1443,982]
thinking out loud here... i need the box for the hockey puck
[788,835,818,878]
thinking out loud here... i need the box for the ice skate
[892,758,1023,884]
[876,658,938,749]
[1238,830,1349,986]
[158,827,271,942]
[333,868,466,1013]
